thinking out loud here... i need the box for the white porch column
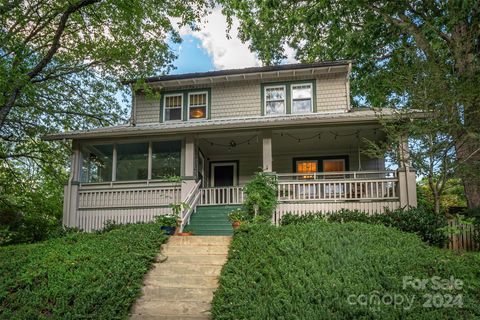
[63,140,81,228]
[262,130,273,172]
[397,135,417,208]
[181,135,196,201]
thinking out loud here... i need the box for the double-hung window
[188,92,207,120]
[164,94,183,121]
[265,86,286,115]
[291,83,313,114]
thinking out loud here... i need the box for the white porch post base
[262,130,272,172]
[63,184,79,228]
[397,168,417,208]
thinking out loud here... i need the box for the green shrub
[280,208,448,247]
[0,223,167,319]
[279,212,323,226]
[372,207,448,247]
[0,210,64,245]
[154,214,178,227]
[212,222,480,319]
[228,208,249,222]
[328,209,371,223]
[243,172,277,219]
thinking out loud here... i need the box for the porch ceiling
[197,124,385,157]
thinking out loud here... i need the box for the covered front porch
[63,123,416,232]
[195,125,415,211]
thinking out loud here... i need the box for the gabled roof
[126,60,352,86]
[43,108,400,141]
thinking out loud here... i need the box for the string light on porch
[276,130,363,143]
[201,135,259,149]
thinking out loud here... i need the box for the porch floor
[189,205,241,236]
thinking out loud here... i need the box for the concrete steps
[130,236,231,319]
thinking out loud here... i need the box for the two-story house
[45,61,417,234]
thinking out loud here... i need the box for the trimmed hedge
[212,222,480,319]
[0,223,167,319]
[280,208,448,247]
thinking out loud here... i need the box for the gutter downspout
[64,140,74,227]
[130,83,137,126]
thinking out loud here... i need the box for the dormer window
[265,85,286,115]
[291,84,313,114]
[163,94,183,121]
[188,92,207,120]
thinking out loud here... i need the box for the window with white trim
[164,94,182,121]
[291,83,313,114]
[265,86,286,115]
[188,92,207,120]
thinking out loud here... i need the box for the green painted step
[188,205,242,236]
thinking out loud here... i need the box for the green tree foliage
[0,0,212,241]
[219,0,480,208]
[417,178,467,213]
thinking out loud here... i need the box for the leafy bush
[154,214,178,227]
[0,223,167,319]
[243,172,277,219]
[212,222,480,319]
[328,208,372,223]
[228,208,248,222]
[278,212,323,226]
[0,210,64,246]
[280,207,448,247]
[372,207,448,247]
[0,170,65,246]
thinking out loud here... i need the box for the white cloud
[173,7,298,70]
[176,8,260,70]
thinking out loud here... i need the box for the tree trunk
[0,88,20,130]
[456,137,480,208]
[433,191,441,215]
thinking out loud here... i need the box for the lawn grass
[0,223,167,319]
[212,222,480,319]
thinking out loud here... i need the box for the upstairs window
[291,84,313,114]
[189,92,207,120]
[265,86,286,115]
[164,94,183,121]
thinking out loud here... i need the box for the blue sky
[166,8,297,74]
[170,35,215,74]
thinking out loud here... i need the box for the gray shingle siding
[134,71,348,124]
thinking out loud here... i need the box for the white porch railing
[276,170,397,181]
[199,186,244,205]
[277,171,398,202]
[179,180,202,231]
[78,184,181,209]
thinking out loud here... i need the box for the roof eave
[123,60,353,87]
[43,113,385,141]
